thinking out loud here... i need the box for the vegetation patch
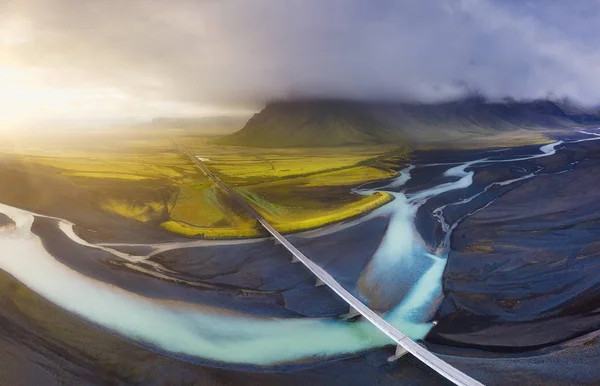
[160,220,261,238]
[240,188,394,233]
[68,172,152,180]
[101,199,165,223]
[0,131,409,239]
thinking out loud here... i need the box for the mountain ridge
[215,98,600,147]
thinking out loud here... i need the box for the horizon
[5,94,592,133]
[3,0,600,127]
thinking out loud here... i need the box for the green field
[0,130,408,238]
[181,138,408,233]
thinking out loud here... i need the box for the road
[181,146,484,386]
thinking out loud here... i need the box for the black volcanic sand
[31,217,329,318]
[0,213,15,228]
[428,139,600,350]
[6,135,600,385]
[30,216,394,318]
[441,330,600,385]
[0,271,452,386]
[4,267,600,385]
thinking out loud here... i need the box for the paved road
[181,146,484,386]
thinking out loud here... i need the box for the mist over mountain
[6,0,600,126]
[145,116,250,135]
[217,98,600,147]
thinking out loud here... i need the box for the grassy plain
[0,129,408,238]
[0,130,260,239]
[418,130,552,150]
[182,138,408,233]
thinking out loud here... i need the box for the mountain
[215,98,600,147]
[215,100,401,147]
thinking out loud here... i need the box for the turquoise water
[0,202,431,365]
[0,139,578,366]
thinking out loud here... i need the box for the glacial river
[0,130,598,366]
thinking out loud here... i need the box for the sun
[0,65,54,127]
[0,65,131,128]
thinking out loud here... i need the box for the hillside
[216,98,600,147]
[215,101,404,147]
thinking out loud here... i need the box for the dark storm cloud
[4,0,600,113]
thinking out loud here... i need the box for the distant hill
[215,98,600,147]
[144,116,250,135]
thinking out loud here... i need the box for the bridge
[181,146,484,386]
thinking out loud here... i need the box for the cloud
[2,0,600,123]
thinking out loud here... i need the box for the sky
[1,0,600,127]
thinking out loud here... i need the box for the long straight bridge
[181,146,483,386]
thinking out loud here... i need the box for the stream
[0,129,599,367]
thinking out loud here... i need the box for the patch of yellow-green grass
[235,165,396,207]
[209,154,373,182]
[182,142,405,186]
[18,150,195,183]
[273,192,393,233]
[161,220,261,238]
[300,166,396,187]
[102,199,165,222]
[237,164,397,234]
[162,175,260,238]
[419,130,552,150]
[181,143,409,235]
[68,172,151,180]
[169,186,229,227]
[26,157,149,174]
[240,189,393,233]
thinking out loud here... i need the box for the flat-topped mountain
[216,98,600,147]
